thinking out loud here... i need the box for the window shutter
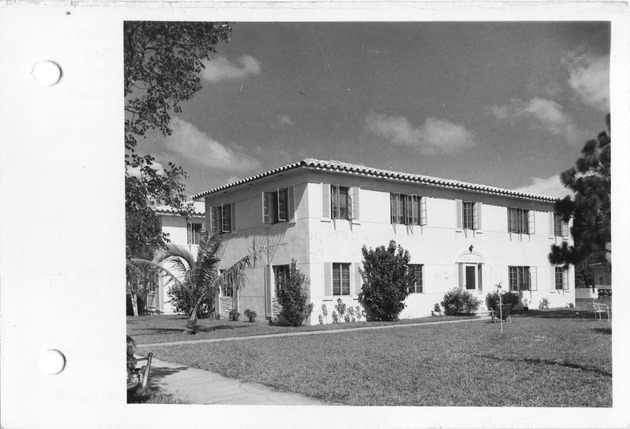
[288,186,296,223]
[477,265,483,291]
[390,194,396,224]
[420,196,427,226]
[264,264,272,318]
[473,202,482,231]
[548,212,554,238]
[456,200,463,230]
[187,222,192,244]
[324,262,332,297]
[332,185,339,219]
[204,199,212,233]
[262,192,271,224]
[528,210,536,234]
[350,187,360,221]
[322,184,331,219]
[230,203,236,232]
[529,266,537,291]
[458,263,463,289]
[210,206,218,234]
[354,263,362,296]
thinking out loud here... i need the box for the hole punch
[38,349,66,375]
[31,61,62,86]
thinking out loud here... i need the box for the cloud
[364,113,476,155]
[490,98,579,143]
[513,174,571,199]
[563,52,610,111]
[201,55,261,83]
[126,161,165,178]
[163,117,261,172]
[278,115,293,127]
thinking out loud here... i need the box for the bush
[229,309,240,321]
[441,288,481,316]
[167,283,214,319]
[485,290,520,312]
[277,259,314,327]
[358,241,414,321]
[244,309,256,322]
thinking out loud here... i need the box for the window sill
[321,218,332,223]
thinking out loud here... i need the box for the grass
[127,313,475,345]
[145,309,612,407]
[127,391,189,404]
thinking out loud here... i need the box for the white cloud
[513,174,571,199]
[126,161,165,178]
[278,115,293,127]
[563,52,610,111]
[164,117,261,172]
[364,113,476,155]
[201,55,262,83]
[490,98,579,143]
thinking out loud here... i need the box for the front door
[465,264,477,290]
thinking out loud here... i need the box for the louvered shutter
[324,262,332,297]
[230,203,236,232]
[529,266,537,291]
[264,264,272,318]
[473,202,482,231]
[350,187,360,221]
[354,263,362,296]
[322,184,331,219]
[456,200,463,230]
[420,197,427,226]
[548,212,554,238]
[262,192,271,224]
[528,210,536,234]
[288,186,296,223]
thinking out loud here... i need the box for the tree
[277,259,314,327]
[358,241,415,321]
[549,114,611,288]
[131,233,276,334]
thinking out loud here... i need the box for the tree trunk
[185,303,199,335]
[130,293,139,317]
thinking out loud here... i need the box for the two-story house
[193,159,574,325]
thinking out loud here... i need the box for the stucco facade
[193,159,575,325]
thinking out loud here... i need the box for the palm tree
[130,231,276,334]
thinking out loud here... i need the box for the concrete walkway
[142,316,490,405]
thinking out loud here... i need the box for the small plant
[433,303,442,316]
[355,305,363,321]
[229,309,241,321]
[344,313,350,323]
[485,289,520,312]
[566,302,575,308]
[332,310,339,324]
[321,304,328,324]
[348,306,356,322]
[335,298,347,320]
[318,314,324,325]
[539,298,550,309]
[441,288,481,316]
[244,309,257,323]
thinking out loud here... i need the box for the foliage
[358,241,414,321]
[276,259,314,327]
[433,303,442,315]
[347,306,355,322]
[244,309,257,322]
[318,314,324,325]
[441,288,481,316]
[229,309,241,322]
[549,114,611,287]
[485,290,520,312]
[332,311,339,324]
[334,298,347,319]
[355,305,363,321]
[539,298,550,309]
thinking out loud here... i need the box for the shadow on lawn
[132,324,251,337]
[513,308,603,320]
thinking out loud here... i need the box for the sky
[134,21,611,199]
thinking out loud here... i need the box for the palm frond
[129,258,185,288]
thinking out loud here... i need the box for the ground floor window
[408,264,423,293]
[273,264,290,296]
[555,267,568,290]
[333,263,351,296]
[509,266,531,291]
[219,269,233,297]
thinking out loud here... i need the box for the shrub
[167,284,214,319]
[332,311,339,323]
[441,288,481,316]
[277,259,314,327]
[358,241,414,321]
[318,314,324,325]
[539,298,549,309]
[485,290,520,312]
[243,309,257,322]
[229,309,240,321]
[355,305,363,321]
[335,298,347,319]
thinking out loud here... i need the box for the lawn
[127,313,474,345]
[145,309,612,407]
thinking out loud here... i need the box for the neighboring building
[192,159,575,325]
[146,201,206,314]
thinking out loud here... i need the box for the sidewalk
[148,357,330,405]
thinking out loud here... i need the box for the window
[219,270,234,297]
[391,194,427,225]
[273,265,290,296]
[331,186,350,220]
[187,222,202,245]
[456,200,482,230]
[509,266,531,291]
[555,267,568,290]
[409,264,423,293]
[553,213,569,237]
[263,188,292,224]
[211,203,234,234]
[333,263,351,296]
[508,208,528,233]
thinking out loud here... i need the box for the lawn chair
[491,304,512,323]
[127,353,153,394]
[592,300,610,322]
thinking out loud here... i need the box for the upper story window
[390,194,427,226]
[263,187,294,224]
[210,203,234,235]
[509,266,537,291]
[408,264,423,293]
[553,213,569,237]
[187,222,202,245]
[322,184,360,221]
[456,200,482,231]
[508,207,534,234]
